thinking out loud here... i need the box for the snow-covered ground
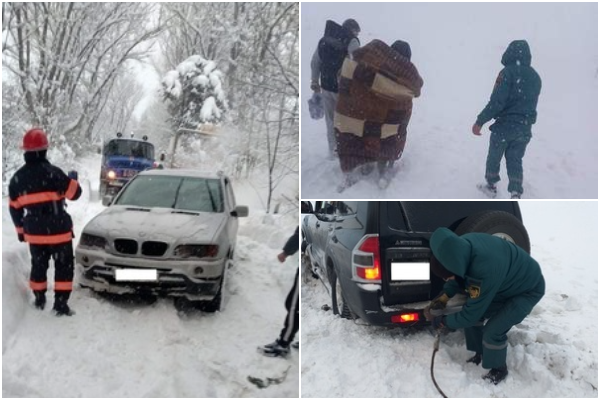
[300,3,598,199]
[2,154,299,397]
[300,202,598,397]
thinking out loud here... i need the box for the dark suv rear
[302,201,529,326]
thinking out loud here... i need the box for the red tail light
[391,313,419,323]
[352,235,381,282]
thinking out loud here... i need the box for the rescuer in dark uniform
[425,228,545,385]
[8,128,82,316]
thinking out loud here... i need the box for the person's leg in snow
[321,90,338,159]
[479,280,544,384]
[505,135,531,197]
[29,244,51,310]
[51,242,75,316]
[260,269,299,358]
[463,319,484,363]
[484,132,507,190]
[260,227,299,358]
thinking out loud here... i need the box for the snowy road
[2,155,299,397]
[300,202,598,398]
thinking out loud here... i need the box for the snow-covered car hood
[83,205,227,244]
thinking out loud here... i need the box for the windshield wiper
[205,180,216,212]
[171,178,185,208]
[125,207,151,212]
[171,210,200,215]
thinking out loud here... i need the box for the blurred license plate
[123,169,137,177]
[391,262,430,281]
[115,269,157,282]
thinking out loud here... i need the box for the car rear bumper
[349,283,431,326]
[347,282,466,326]
[76,248,227,300]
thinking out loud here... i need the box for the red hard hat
[22,128,49,151]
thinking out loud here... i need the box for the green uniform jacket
[476,40,542,133]
[430,228,545,330]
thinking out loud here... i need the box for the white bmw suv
[75,169,248,312]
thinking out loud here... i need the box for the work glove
[310,81,321,93]
[17,233,25,242]
[424,292,450,321]
[430,292,449,310]
[432,315,455,335]
[67,170,78,181]
[432,315,445,329]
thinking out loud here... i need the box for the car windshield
[114,175,224,213]
[104,139,154,159]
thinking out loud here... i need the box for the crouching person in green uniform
[473,40,542,199]
[424,228,545,385]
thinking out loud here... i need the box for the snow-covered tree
[157,3,299,212]
[2,2,162,147]
[161,55,228,130]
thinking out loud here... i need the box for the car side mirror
[102,194,115,207]
[231,205,249,218]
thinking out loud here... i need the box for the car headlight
[174,244,219,258]
[79,233,108,250]
[107,170,117,179]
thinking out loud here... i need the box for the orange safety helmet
[22,128,49,151]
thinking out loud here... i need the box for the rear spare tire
[455,210,530,253]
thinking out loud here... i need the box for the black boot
[483,366,508,385]
[53,292,75,316]
[33,291,46,310]
[466,353,482,366]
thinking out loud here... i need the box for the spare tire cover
[454,210,530,254]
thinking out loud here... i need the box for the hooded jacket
[430,228,544,330]
[476,40,542,131]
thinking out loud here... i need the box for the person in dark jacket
[473,40,542,199]
[311,19,361,159]
[425,228,545,385]
[8,128,82,316]
[259,226,300,357]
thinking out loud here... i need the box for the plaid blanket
[334,39,423,173]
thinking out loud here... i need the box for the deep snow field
[300,3,598,199]
[300,202,598,397]
[2,154,299,397]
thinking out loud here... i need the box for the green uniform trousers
[464,277,545,369]
[485,128,532,195]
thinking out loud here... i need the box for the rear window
[115,175,223,213]
[338,202,358,216]
[388,201,518,232]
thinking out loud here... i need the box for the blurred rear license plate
[115,269,157,282]
[391,262,430,281]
